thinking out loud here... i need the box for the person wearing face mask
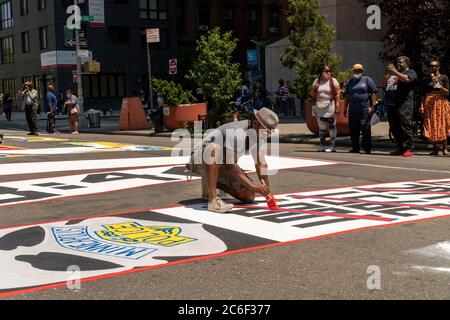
[310,65,341,152]
[344,64,378,154]
[419,58,449,156]
[385,56,418,157]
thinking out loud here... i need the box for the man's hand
[253,183,269,197]
[368,107,375,115]
[386,64,397,75]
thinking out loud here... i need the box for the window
[198,2,211,30]
[139,0,168,20]
[38,0,46,10]
[1,36,14,64]
[176,0,185,31]
[33,75,43,98]
[20,0,28,16]
[223,6,234,31]
[2,79,16,99]
[247,6,259,34]
[82,74,126,98]
[268,7,280,34]
[107,26,129,43]
[21,31,30,53]
[0,1,13,30]
[39,27,48,50]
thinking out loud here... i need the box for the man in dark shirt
[385,56,418,157]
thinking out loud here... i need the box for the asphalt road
[0,128,450,300]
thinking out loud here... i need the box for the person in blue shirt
[344,64,378,154]
[45,85,58,134]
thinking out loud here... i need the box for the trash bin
[86,109,101,128]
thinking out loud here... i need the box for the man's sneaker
[403,150,414,157]
[325,148,336,153]
[348,149,360,153]
[390,150,404,156]
[208,197,234,213]
[317,146,326,152]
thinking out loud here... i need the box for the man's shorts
[186,144,255,202]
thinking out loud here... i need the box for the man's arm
[388,67,415,84]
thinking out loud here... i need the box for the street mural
[0,178,449,296]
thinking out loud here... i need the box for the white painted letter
[366,5,381,30]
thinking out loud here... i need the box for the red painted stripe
[234,205,394,222]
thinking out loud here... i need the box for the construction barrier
[119,97,150,131]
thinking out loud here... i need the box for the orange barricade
[119,97,150,130]
[306,100,349,136]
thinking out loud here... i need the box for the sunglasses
[430,64,439,67]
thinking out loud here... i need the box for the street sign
[169,59,177,75]
[146,28,160,43]
[77,49,90,58]
[81,15,94,23]
[66,39,88,47]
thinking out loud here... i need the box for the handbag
[70,107,79,115]
[370,112,381,126]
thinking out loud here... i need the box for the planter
[306,100,349,136]
[163,102,208,131]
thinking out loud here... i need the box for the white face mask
[353,73,363,79]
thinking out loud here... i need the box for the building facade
[266,0,386,95]
[177,0,289,75]
[0,0,177,110]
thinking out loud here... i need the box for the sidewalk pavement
[0,111,432,151]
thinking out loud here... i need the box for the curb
[85,130,433,151]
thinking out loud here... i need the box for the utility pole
[74,0,86,128]
[146,40,154,112]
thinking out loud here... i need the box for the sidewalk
[0,111,432,151]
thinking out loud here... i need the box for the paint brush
[261,180,280,210]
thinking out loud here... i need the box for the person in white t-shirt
[310,65,341,152]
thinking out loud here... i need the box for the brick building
[176,0,289,75]
[0,0,177,110]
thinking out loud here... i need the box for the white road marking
[0,156,336,176]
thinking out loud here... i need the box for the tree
[359,0,450,81]
[280,0,345,104]
[188,28,242,127]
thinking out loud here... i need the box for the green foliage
[280,0,343,103]
[152,78,190,106]
[359,0,450,82]
[188,27,242,126]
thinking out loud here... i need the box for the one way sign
[66,39,88,48]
